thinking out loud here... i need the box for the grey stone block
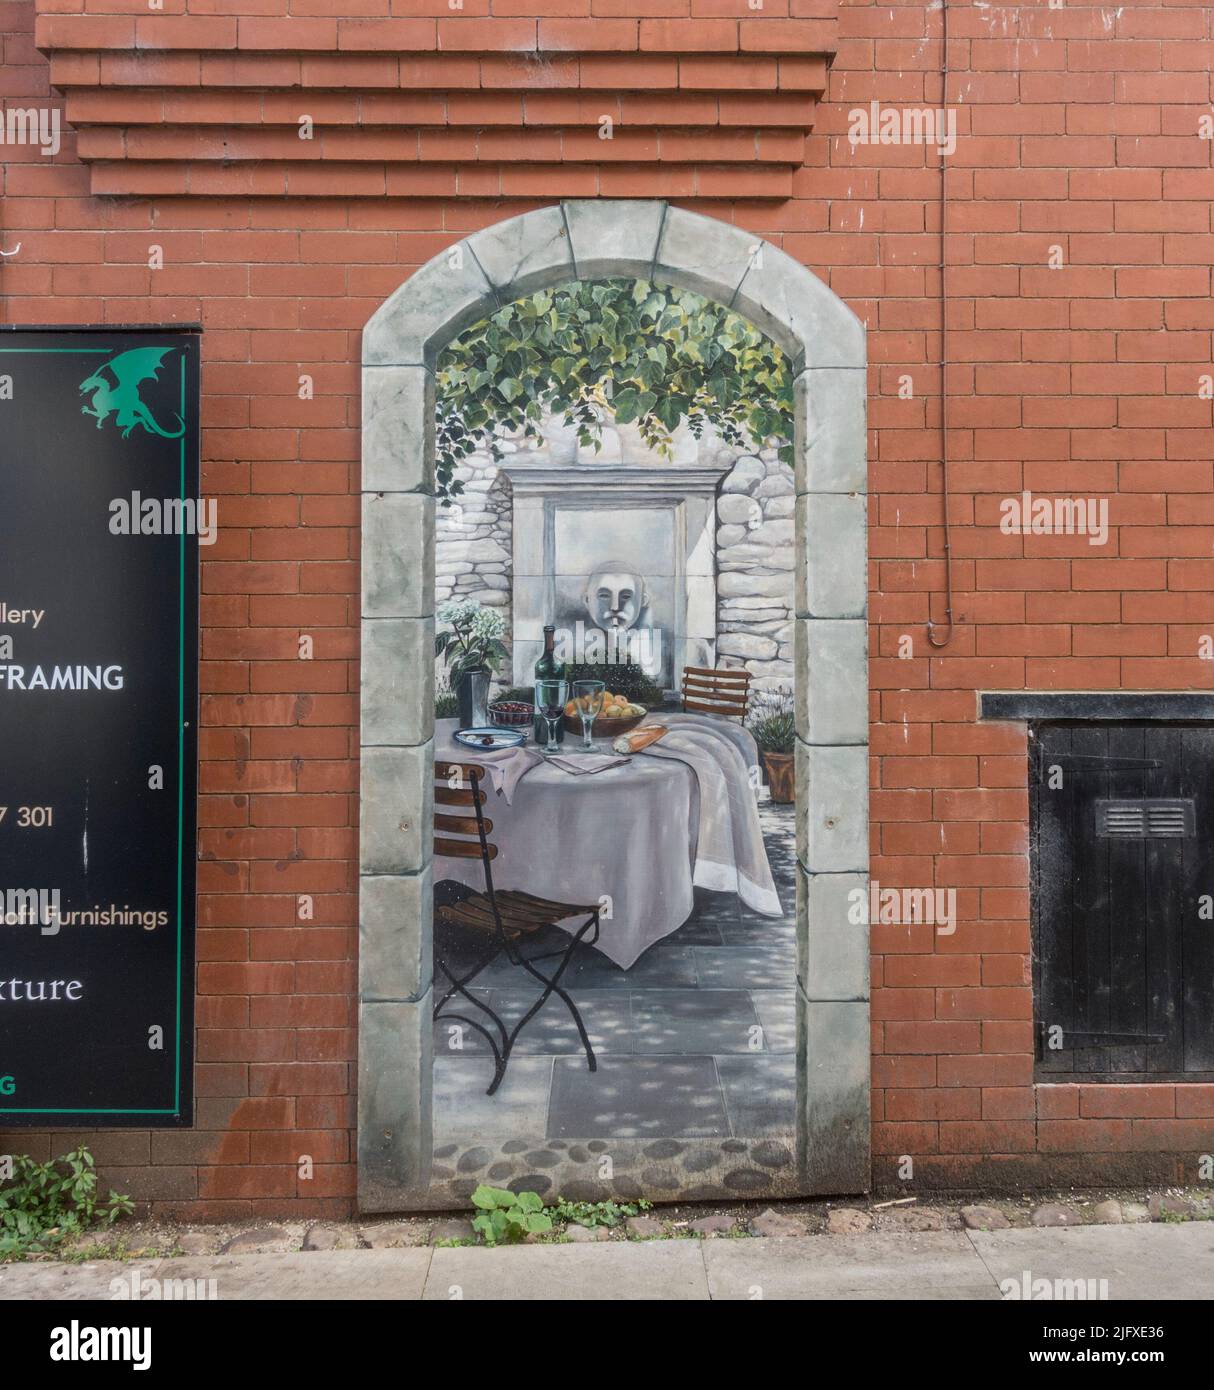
[363,248,494,368]
[796,867,869,1002]
[361,366,433,493]
[654,204,753,309]
[739,247,867,371]
[795,368,868,495]
[362,491,434,618]
[796,492,867,619]
[796,618,868,746]
[468,203,575,300]
[358,995,434,1208]
[362,617,434,747]
[360,743,433,875]
[796,740,869,874]
[796,999,870,1194]
[360,869,433,1003]
[564,198,665,280]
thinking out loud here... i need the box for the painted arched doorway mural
[357,201,868,1210]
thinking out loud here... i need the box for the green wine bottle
[533,624,565,744]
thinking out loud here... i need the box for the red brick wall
[2,0,1213,1214]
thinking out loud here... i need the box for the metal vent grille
[1096,799,1195,839]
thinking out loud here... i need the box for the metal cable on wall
[927,0,955,649]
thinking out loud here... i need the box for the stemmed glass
[572,679,606,751]
[534,678,568,753]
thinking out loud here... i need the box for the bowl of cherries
[488,699,534,728]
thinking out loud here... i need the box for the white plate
[454,726,527,751]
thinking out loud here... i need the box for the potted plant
[748,686,796,804]
[435,599,509,728]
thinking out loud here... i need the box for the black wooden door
[1033,723,1214,1080]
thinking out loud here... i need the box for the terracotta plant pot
[761,750,795,804]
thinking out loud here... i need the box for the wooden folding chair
[432,760,600,1096]
[680,665,752,721]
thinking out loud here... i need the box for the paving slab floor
[4,1223,1213,1301]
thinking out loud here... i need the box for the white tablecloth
[433,713,777,969]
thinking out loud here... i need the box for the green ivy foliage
[435,278,792,502]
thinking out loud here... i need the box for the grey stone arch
[358,200,869,1211]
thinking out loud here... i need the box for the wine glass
[534,678,568,753]
[572,679,606,751]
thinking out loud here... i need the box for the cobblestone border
[358,201,869,1211]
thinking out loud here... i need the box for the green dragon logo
[79,347,184,440]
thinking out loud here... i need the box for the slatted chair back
[434,760,496,868]
[680,665,752,721]
[434,759,518,954]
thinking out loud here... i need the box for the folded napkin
[454,743,628,804]
[467,745,543,804]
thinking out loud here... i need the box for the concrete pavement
[2,1221,1213,1300]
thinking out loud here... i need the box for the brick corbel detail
[35,10,838,200]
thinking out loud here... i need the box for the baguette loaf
[612,724,668,755]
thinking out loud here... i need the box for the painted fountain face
[584,564,648,630]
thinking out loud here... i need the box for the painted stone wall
[716,445,796,694]
[434,418,795,695]
[434,440,518,699]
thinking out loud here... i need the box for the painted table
[433,713,777,969]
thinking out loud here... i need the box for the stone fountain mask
[584,564,648,631]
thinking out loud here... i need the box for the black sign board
[0,327,199,1127]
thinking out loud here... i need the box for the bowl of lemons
[563,690,648,739]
